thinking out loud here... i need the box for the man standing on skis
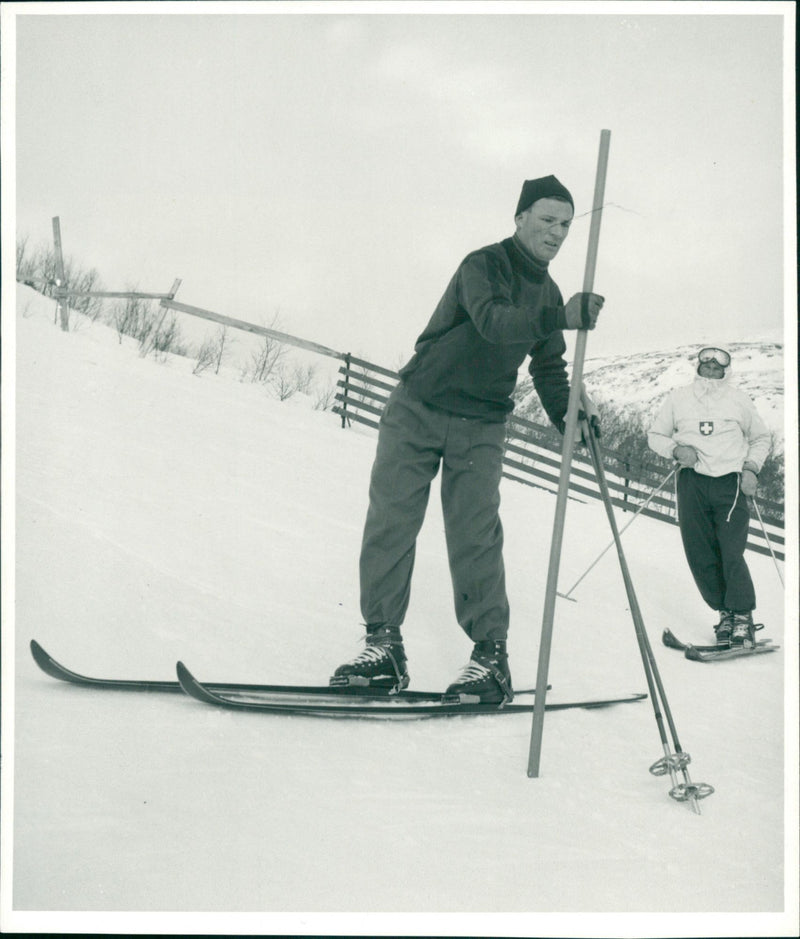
[330,175,604,703]
[647,347,772,647]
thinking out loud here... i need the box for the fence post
[51,217,69,332]
[341,353,352,428]
[141,278,183,358]
[623,459,630,512]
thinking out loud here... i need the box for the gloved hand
[578,394,601,444]
[560,292,605,330]
[740,467,758,496]
[557,397,601,446]
[673,445,698,467]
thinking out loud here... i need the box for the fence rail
[333,357,785,561]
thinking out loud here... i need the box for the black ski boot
[329,624,409,693]
[444,640,513,705]
[730,611,760,648]
[714,610,734,646]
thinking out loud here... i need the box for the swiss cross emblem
[699,421,714,436]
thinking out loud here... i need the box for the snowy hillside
[515,341,785,449]
[4,284,797,936]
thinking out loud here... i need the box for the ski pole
[751,497,784,587]
[527,129,611,779]
[582,416,713,813]
[558,465,678,601]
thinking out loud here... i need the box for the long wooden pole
[527,130,611,777]
[59,289,180,300]
[160,297,345,360]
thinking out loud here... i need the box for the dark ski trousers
[676,468,755,613]
[359,383,510,642]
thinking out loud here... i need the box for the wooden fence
[333,355,785,562]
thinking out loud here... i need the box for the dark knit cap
[515,175,574,216]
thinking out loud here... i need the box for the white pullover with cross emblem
[647,373,772,477]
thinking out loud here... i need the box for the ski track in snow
[6,285,796,935]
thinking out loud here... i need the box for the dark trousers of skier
[676,468,756,613]
[359,384,510,643]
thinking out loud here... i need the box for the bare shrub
[193,327,230,376]
[109,295,186,359]
[193,337,218,375]
[67,267,104,322]
[16,235,34,282]
[112,295,149,344]
[212,326,230,374]
[292,362,318,395]
[240,315,287,384]
[242,337,283,383]
[18,238,51,292]
[16,236,104,326]
[756,439,784,516]
[313,382,337,411]
[143,312,187,360]
[268,364,298,401]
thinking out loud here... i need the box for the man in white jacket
[647,347,772,646]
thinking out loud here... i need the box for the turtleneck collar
[507,234,549,281]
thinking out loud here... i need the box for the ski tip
[30,638,49,671]
[29,638,66,681]
[30,637,54,664]
[175,660,200,693]
[175,660,193,684]
[176,660,199,694]
[175,661,225,705]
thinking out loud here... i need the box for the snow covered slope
[4,284,797,936]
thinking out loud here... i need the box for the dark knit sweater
[398,234,570,424]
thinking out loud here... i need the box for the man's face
[697,361,726,380]
[515,197,574,262]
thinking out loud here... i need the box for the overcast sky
[4,1,795,367]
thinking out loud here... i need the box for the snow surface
[3,285,798,937]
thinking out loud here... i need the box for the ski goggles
[698,347,731,368]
